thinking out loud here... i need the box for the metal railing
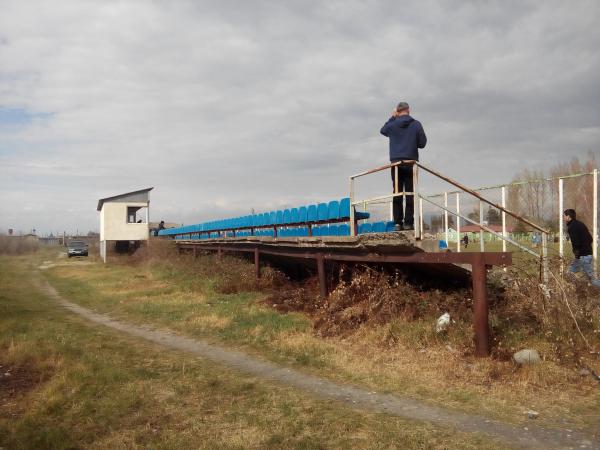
[349,161,550,281]
[423,169,599,271]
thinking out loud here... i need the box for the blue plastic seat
[385,221,396,232]
[328,200,340,220]
[317,203,328,221]
[291,208,299,223]
[269,211,276,225]
[307,205,318,222]
[298,206,308,223]
[355,211,370,220]
[372,222,386,233]
[328,224,339,236]
[358,223,372,234]
[276,210,284,225]
[283,209,291,224]
[339,198,351,218]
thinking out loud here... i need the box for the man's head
[564,209,576,222]
[395,101,410,116]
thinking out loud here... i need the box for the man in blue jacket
[380,102,427,230]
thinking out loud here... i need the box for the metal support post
[419,197,424,238]
[559,178,564,259]
[456,193,461,252]
[541,232,549,284]
[254,248,260,279]
[413,164,420,239]
[479,200,485,252]
[472,253,490,357]
[316,254,327,297]
[501,186,507,253]
[444,192,449,245]
[349,177,356,236]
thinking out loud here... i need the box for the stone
[579,368,591,376]
[524,410,539,419]
[436,312,450,333]
[513,349,541,365]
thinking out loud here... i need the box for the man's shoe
[402,224,414,231]
[393,224,402,232]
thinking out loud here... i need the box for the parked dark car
[67,240,88,258]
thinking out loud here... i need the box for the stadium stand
[158,196,384,239]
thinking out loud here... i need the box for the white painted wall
[100,202,149,241]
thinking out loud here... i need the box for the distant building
[97,187,153,263]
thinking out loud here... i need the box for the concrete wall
[100,202,149,241]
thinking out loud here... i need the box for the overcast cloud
[1,0,599,234]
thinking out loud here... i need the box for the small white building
[97,187,153,263]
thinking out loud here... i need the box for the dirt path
[38,277,599,450]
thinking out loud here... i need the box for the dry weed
[0,235,39,254]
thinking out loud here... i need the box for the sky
[1,0,599,235]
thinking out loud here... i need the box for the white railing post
[593,169,598,275]
[413,164,420,239]
[419,197,424,237]
[456,193,461,252]
[479,200,485,252]
[501,186,507,253]
[559,178,564,258]
[349,177,356,236]
[542,232,549,284]
[444,192,449,245]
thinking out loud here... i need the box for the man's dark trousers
[391,162,414,226]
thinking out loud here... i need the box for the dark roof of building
[97,187,153,211]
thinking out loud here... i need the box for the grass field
[0,250,515,449]
[39,244,600,437]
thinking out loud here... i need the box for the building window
[127,206,148,224]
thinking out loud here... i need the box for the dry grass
[1,252,509,450]
[45,243,600,433]
[0,235,39,255]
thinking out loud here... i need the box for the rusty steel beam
[254,248,261,279]
[316,254,327,297]
[471,253,490,356]
[177,243,511,266]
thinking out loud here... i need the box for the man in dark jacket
[564,209,600,287]
[380,102,427,230]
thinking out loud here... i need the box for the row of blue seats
[358,221,397,234]
[278,224,352,237]
[173,221,396,240]
[159,197,370,237]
